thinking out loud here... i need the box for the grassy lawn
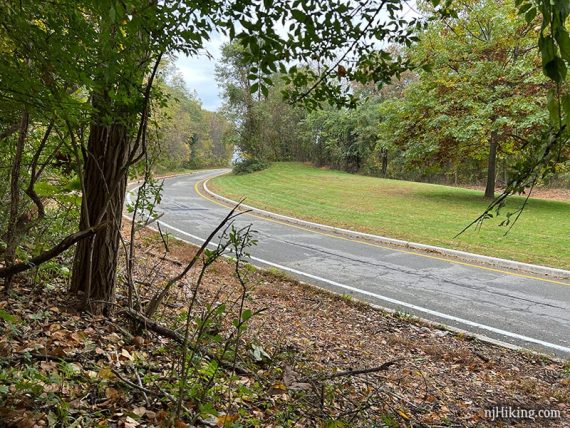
[209,162,570,269]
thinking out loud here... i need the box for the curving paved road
[151,170,570,358]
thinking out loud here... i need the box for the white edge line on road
[126,181,569,355]
[153,217,570,355]
[202,173,570,280]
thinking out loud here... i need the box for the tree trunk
[3,111,29,293]
[70,121,130,314]
[484,132,498,199]
[380,148,388,176]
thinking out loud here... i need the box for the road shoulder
[201,173,570,282]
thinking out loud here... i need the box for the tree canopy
[376,0,549,195]
[0,0,429,313]
[1,0,570,313]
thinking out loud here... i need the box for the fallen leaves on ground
[0,226,568,427]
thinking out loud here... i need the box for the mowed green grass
[210,162,570,269]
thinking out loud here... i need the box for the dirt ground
[463,185,570,202]
[147,228,570,426]
[0,225,568,427]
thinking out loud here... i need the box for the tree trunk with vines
[70,118,130,314]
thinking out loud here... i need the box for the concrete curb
[135,218,562,362]
[202,172,570,280]
[124,171,565,359]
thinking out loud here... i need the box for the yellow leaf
[216,414,238,426]
[396,409,410,420]
[98,367,115,380]
[71,331,86,343]
[269,382,288,396]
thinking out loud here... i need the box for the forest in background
[1,0,570,425]
[219,0,569,198]
[152,63,235,173]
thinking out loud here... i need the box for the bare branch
[121,308,252,376]
[316,360,402,381]
[0,222,107,279]
[144,200,247,318]
[25,121,55,220]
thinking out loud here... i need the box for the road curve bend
[151,170,570,358]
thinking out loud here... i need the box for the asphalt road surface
[143,170,570,358]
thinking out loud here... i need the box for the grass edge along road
[209,162,570,270]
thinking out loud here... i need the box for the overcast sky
[175,32,227,112]
[173,3,419,113]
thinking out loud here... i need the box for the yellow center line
[193,180,570,287]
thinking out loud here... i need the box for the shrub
[232,157,269,175]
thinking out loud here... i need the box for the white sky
[175,32,227,112]
[174,2,420,113]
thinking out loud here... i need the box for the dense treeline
[154,65,234,172]
[376,0,551,197]
[1,0,570,424]
[0,0,442,423]
[219,0,569,194]
[216,43,307,164]
[1,0,434,315]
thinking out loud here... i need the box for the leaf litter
[0,226,568,427]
